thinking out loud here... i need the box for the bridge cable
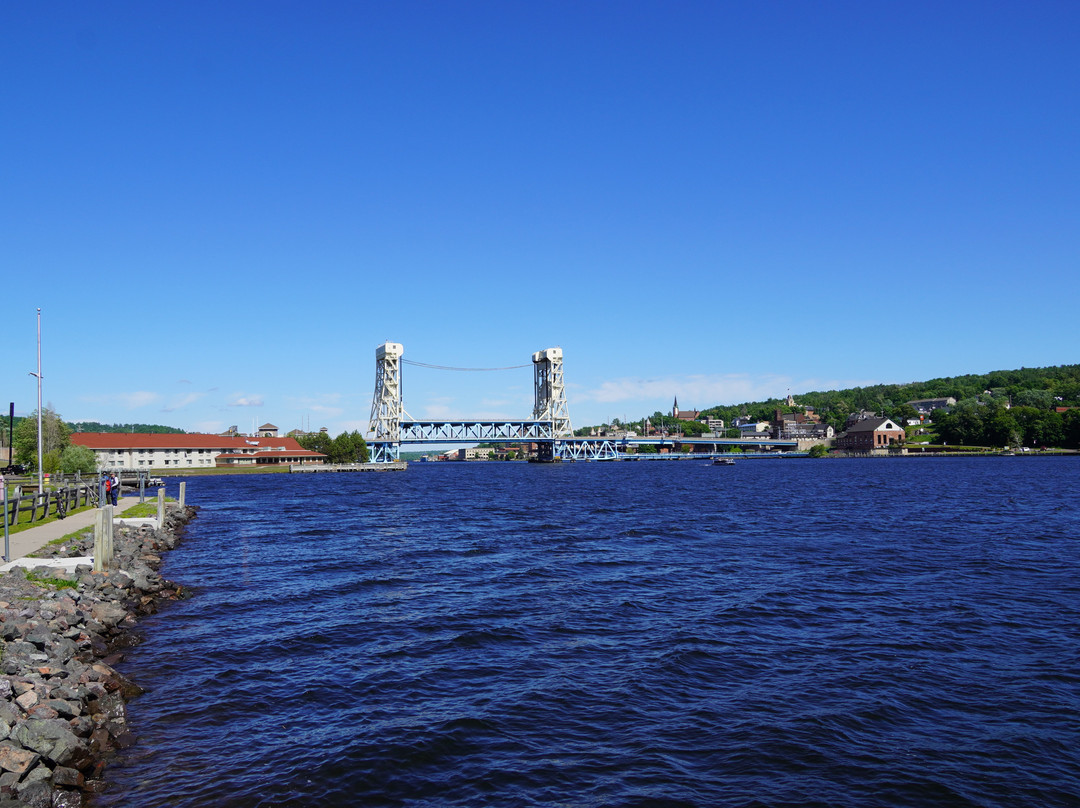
[401,359,532,372]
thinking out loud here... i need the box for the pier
[290,462,407,472]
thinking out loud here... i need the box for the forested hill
[65,422,186,434]
[698,364,1080,433]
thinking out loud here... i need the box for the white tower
[532,347,572,438]
[369,342,405,446]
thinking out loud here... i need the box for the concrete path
[0,495,145,570]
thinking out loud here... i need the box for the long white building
[70,433,326,470]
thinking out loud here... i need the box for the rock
[0,501,196,801]
[20,764,50,785]
[0,746,39,776]
[53,788,83,808]
[41,700,78,719]
[51,767,83,789]
[14,779,52,808]
[89,603,126,630]
[25,705,58,720]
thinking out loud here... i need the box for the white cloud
[80,391,161,409]
[229,395,264,407]
[162,392,207,412]
[421,401,454,419]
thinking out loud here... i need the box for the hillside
[696,364,1080,434]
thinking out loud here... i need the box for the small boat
[712,458,735,466]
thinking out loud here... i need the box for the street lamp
[28,308,43,494]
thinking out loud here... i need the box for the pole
[1,474,8,562]
[34,308,43,494]
[6,403,12,469]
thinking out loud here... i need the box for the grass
[2,502,98,536]
[25,571,78,590]
[119,498,175,518]
[152,465,292,477]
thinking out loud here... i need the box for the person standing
[110,471,119,506]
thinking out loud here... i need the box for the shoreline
[0,504,196,806]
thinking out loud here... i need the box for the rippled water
[95,457,1080,807]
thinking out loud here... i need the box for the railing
[2,483,100,527]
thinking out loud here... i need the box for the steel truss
[369,442,401,462]
[369,342,407,444]
[555,439,621,461]
[400,420,554,443]
[532,348,573,438]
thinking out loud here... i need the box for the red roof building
[70,433,326,470]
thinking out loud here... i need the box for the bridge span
[367,342,798,462]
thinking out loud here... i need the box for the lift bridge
[367,342,798,462]
[367,342,595,462]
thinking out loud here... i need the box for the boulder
[0,746,39,775]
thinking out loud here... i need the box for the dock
[289,462,407,472]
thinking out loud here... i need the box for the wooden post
[94,508,107,572]
[157,487,165,525]
[105,504,114,566]
[179,481,186,509]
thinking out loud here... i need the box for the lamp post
[28,308,44,494]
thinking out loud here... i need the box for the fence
[2,483,100,527]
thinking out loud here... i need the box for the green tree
[13,407,71,471]
[297,431,333,456]
[1062,409,1080,449]
[807,444,829,458]
[60,444,98,474]
[326,430,369,464]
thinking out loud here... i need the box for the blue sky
[3,1,1078,436]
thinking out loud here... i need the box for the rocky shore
[0,505,196,807]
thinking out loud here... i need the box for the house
[834,418,905,451]
[907,397,957,415]
[257,423,279,438]
[738,421,771,437]
[70,433,326,470]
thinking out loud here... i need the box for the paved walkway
[0,495,147,568]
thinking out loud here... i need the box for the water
[95,457,1080,807]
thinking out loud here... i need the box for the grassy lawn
[158,466,292,477]
[119,498,175,518]
[2,502,99,536]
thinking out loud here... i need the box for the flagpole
[33,308,44,494]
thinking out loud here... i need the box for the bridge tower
[369,341,405,462]
[532,347,572,459]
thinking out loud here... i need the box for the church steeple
[673,396,679,418]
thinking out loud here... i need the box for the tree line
[932,400,1080,449]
